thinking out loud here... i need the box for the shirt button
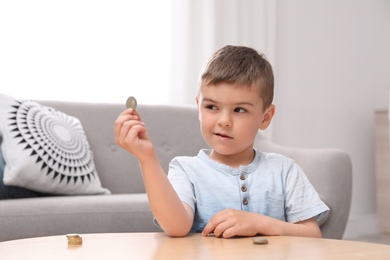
[241,185,247,192]
[243,198,248,205]
[240,175,245,180]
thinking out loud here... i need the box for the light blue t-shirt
[167,149,329,233]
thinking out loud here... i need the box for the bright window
[0,1,171,104]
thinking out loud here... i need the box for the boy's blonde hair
[198,45,274,111]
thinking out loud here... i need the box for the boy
[114,45,329,238]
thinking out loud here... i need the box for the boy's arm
[202,209,321,238]
[115,109,194,237]
[138,153,194,236]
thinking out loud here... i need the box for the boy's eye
[205,104,217,110]
[234,107,247,113]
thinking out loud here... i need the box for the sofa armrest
[255,133,353,239]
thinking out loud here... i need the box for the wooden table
[1,232,390,259]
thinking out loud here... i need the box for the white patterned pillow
[0,94,110,195]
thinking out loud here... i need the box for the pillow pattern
[0,146,51,199]
[0,94,110,195]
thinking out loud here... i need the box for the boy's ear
[195,96,201,121]
[259,104,275,130]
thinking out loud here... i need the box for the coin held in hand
[126,96,137,110]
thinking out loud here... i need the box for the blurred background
[1,0,389,240]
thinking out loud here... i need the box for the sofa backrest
[38,101,208,194]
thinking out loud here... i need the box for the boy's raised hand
[114,108,154,161]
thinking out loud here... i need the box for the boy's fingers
[114,109,143,139]
[131,109,142,121]
[202,221,217,236]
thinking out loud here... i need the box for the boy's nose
[217,114,232,127]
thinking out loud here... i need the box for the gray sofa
[0,101,352,242]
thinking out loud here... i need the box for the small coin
[66,234,83,245]
[126,96,137,109]
[252,237,268,245]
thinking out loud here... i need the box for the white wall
[272,0,390,236]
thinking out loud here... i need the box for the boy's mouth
[215,132,233,139]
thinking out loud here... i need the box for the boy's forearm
[257,216,322,238]
[138,153,193,237]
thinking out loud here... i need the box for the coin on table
[252,237,268,245]
[126,96,137,110]
[66,234,83,245]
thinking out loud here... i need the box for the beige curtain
[169,0,276,106]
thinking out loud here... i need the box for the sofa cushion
[0,194,160,241]
[0,93,110,195]
[0,146,51,199]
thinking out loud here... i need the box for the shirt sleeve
[167,158,197,213]
[284,161,330,223]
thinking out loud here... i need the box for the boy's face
[196,83,275,165]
